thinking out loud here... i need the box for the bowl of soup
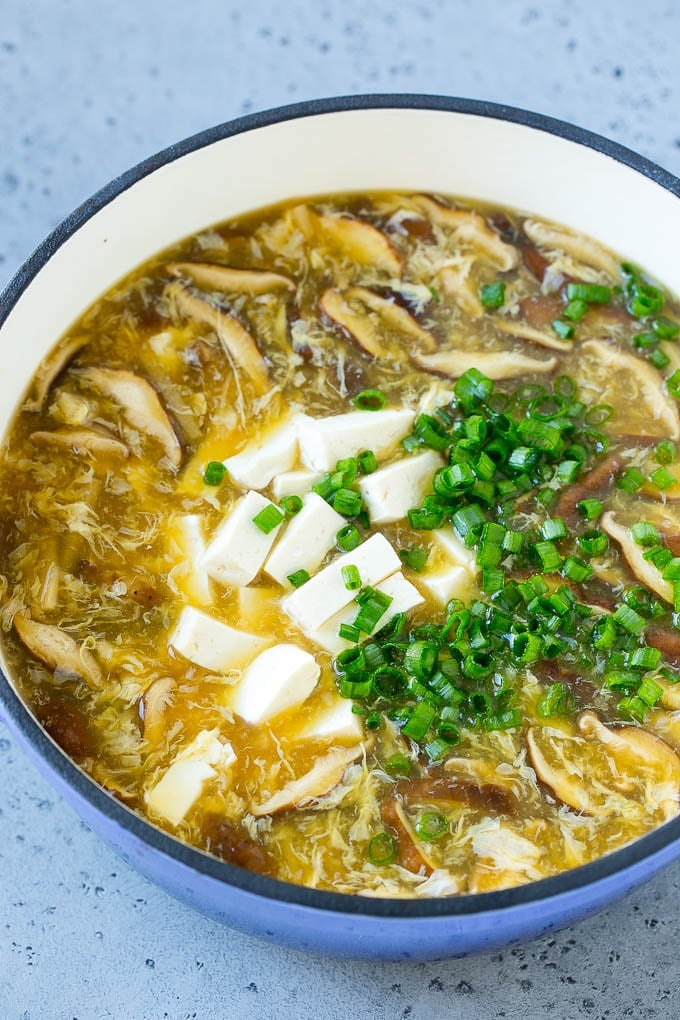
[2,95,680,961]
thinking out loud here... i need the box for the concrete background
[1,1,680,1017]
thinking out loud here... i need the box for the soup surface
[3,192,680,898]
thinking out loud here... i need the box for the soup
[2,191,680,898]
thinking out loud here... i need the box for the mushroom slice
[291,206,403,276]
[250,743,365,816]
[13,612,102,688]
[413,195,519,271]
[80,367,182,468]
[414,348,557,380]
[438,263,483,318]
[526,727,607,816]
[523,219,620,279]
[348,286,436,352]
[166,282,269,395]
[381,797,436,874]
[30,426,129,459]
[26,335,89,411]
[583,340,680,440]
[140,676,175,744]
[319,289,388,357]
[493,317,572,352]
[166,262,294,294]
[601,511,672,603]
[578,710,680,820]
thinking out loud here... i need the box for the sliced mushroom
[523,219,620,279]
[438,263,483,317]
[401,770,516,814]
[601,511,672,603]
[319,289,388,357]
[250,743,365,816]
[493,317,572,352]
[80,368,182,467]
[30,426,129,459]
[381,797,436,875]
[583,340,680,440]
[414,347,557,380]
[648,625,680,669]
[13,612,102,688]
[165,282,269,395]
[578,710,680,820]
[26,336,89,411]
[166,262,294,294]
[291,206,403,276]
[139,676,175,744]
[412,195,519,271]
[555,454,623,526]
[526,727,607,816]
[349,287,436,352]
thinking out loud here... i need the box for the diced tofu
[201,490,283,587]
[145,729,236,826]
[295,408,414,471]
[264,492,346,587]
[237,585,280,626]
[232,643,320,724]
[432,528,477,573]
[296,697,365,742]
[167,514,213,605]
[310,570,424,653]
[169,605,268,672]
[358,450,443,524]
[419,564,474,606]
[282,533,401,633]
[223,421,298,490]
[271,469,323,500]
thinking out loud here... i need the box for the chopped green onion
[384,753,411,777]
[561,556,593,583]
[668,370,680,398]
[651,467,675,490]
[372,667,406,698]
[399,546,430,572]
[503,530,524,554]
[333,488,363,516]
[633,331,660,350]
[483,709,522,731]
[413,413,451,451]
[408,506,444,530]
[353,389,386,411]
[280,494,303,516]
[563,298,589,322]
[653,316,680,339]
[517,418,563,454]
[555,459,581,484]
[368,832,397,865]
[637,677,664,706]
[404,640,439,680]
[353,589,393,634]
[584,404,613,426]
[552,319,575,340]
[438,720,461,745]
[358,449,378,474]
[631,522,660,547]
[252,504,284,534]
[401,701,436,740]
[629,283,664,319]
[312,473,335,499]
[454,368,494,410]
[576,497,603,521]
[540,517,568,541]
[336,524,361,552]
[655,440,676,465]
[511,632,543,665]
[662,558,680,580]
[613,604,647,637]
[342,564,362,591]
[566,282,612,304]
[338,623,361,642]
[534,540,562,572]
[578,529,608,557]
[415,811,448,841]
[537,682,574,718]
[287,569,310,588]
[203,461,227,485]
[618,695,648,722]
[617,467,646,493]
[480,282,506,309]
[643,545,673,570]
[649,348,670,370]
[627,647,662,672]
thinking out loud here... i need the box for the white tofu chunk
[167,514,213,605]
[295,408,415,471]
[311,570,424,653]
[237,585,279,626]
[282,533,401,633]
[223,421,298,489]
[201,490,283,587]
[358,450,444,524]
[296,697,365,742]
[264,492,346,587]
[271,468,323,500]
[169,606,268,672]
[420,564,474,606]
[232,643,320,724]
[432,528,477,573]
[145,729,236,826]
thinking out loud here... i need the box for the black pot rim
[2,93,680,921]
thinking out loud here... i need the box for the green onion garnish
[357,449,378,474]
[404,640,438,679]
[577,498,603,521]
[336,524,361,552]
[617,467,646,493]
[648,348,670,370]
[399,546,429,572]
[563,299,589,322]
[384,753,411,777]
[338,623,361,642]
[655,440,676,464]
[668,370,680,398]
[367,832,397,865]
[415,811,448,841]
[287,569,310,588]
[342,564,362,591]
[651,466,675,490]
[333,488,363,516]
[353,389,386,411]
[252,504,284,534]
[537,682,574,718]
[653,316,680,339]
[578,529,608,557]
[480,282,506,309]
[534,540,563,572]
[552,319,575,340]
[203,461,227,486]
[280,494,303,516]
[566,282,612,304]
[540,517,568,541]
[631,522,660,546]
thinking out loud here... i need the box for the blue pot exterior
[2,95,680,961]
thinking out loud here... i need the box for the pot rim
[2,93,680,920]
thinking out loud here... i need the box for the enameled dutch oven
[2,96,680,961]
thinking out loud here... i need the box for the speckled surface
[1,1,680,1017]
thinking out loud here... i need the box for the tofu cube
[264,492,346,587]
[145,729,236,826]
[201,490,283,587]
[282,533,401,633]
[271,468,323,500]
[310,570,424,653]
[295,408,414,471]
[296,697,365,742]
[358,449,444,524]
[169,605,268,672]
[419,564,474,606]
[223,421,298,489]
[232,643,320,724]
[167,514,213,605]
[432,528,477,573]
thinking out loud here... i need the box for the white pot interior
[2,105,679,430]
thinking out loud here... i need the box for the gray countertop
[2,1,680,1017]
